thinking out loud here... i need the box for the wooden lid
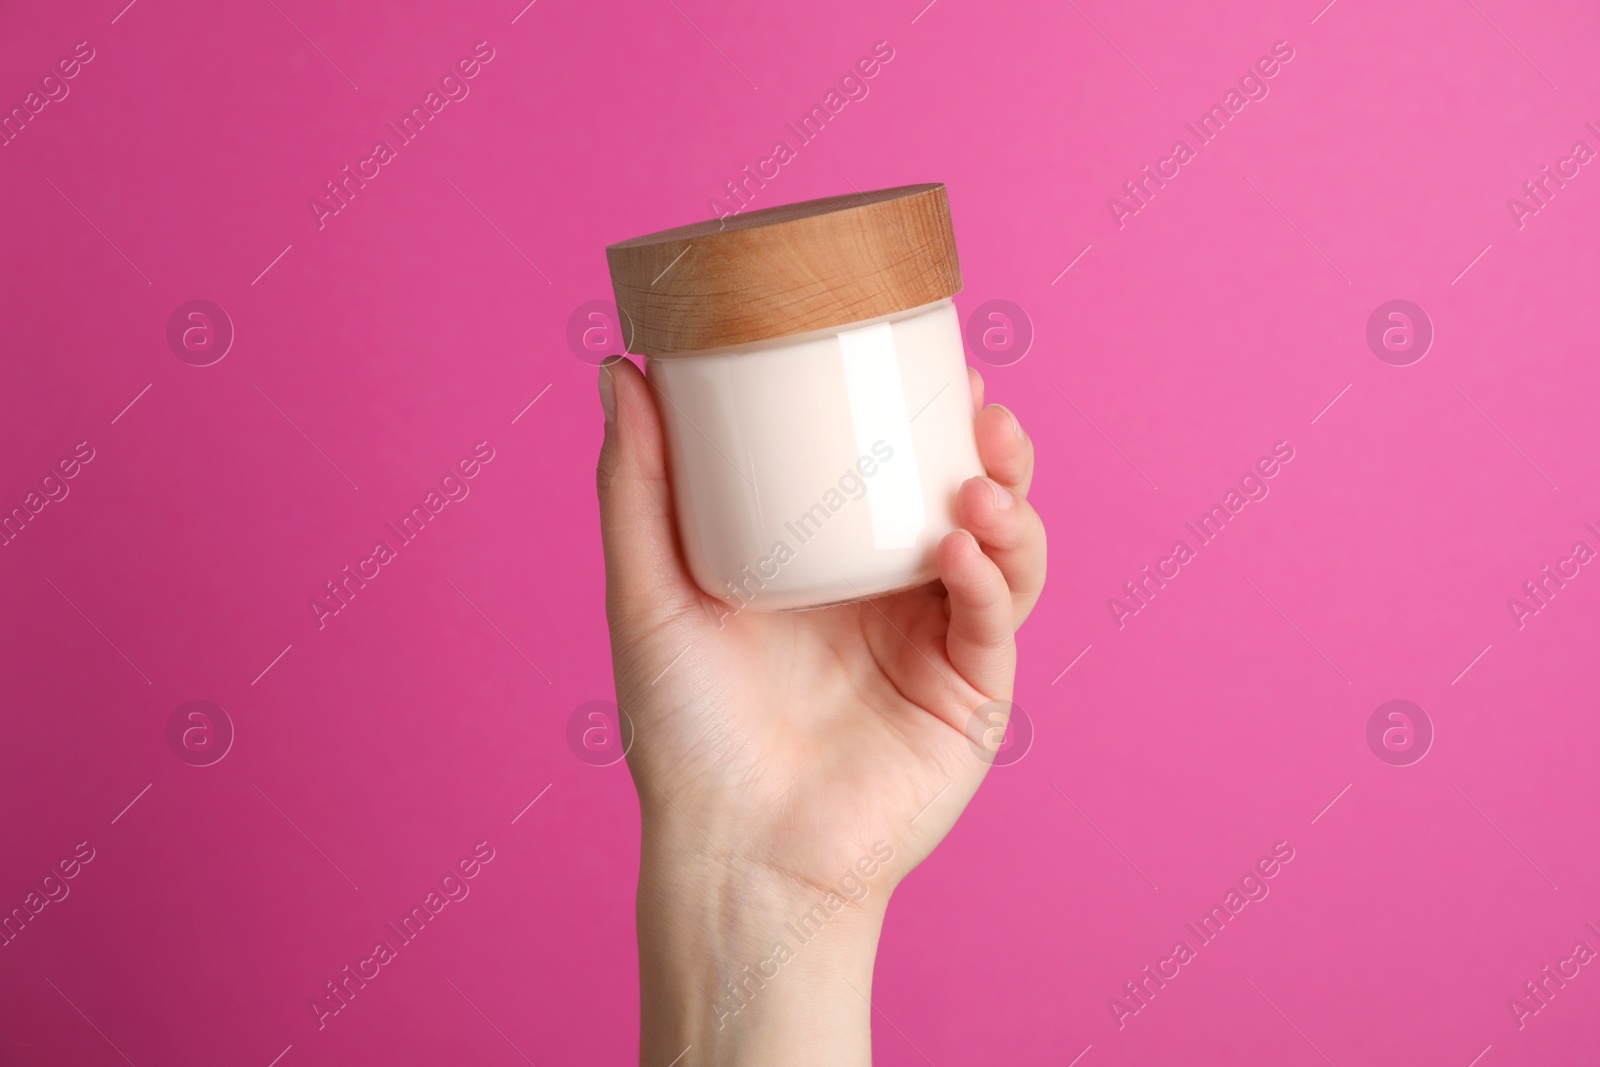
[605,183,961,356]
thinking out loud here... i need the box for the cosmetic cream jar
[606,183,983,612]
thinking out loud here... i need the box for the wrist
[637,823,890,1066]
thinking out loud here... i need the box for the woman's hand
[595,355,1047,1066]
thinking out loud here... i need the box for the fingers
[596,357,700,622]
[966,396,1045,626]
[937,529,1016,700]
[967,365,985,414]
[975,402,1034,498]
[957,475,1048,627]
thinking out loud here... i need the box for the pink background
[3,0,1598,1062]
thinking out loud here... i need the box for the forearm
[637,823,886,1066]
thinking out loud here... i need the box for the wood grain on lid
[605,183,961,356]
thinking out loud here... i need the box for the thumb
[596,356,700,624]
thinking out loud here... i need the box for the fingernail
[987,478,1014,510]
[598,362,617,423]
[998,405,1023,439]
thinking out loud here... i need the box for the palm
[618,581,994,894]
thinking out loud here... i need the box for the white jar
[607,184,983,611]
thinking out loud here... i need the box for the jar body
[647,298,983,612]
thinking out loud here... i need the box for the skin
[595,356,1047,1066]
